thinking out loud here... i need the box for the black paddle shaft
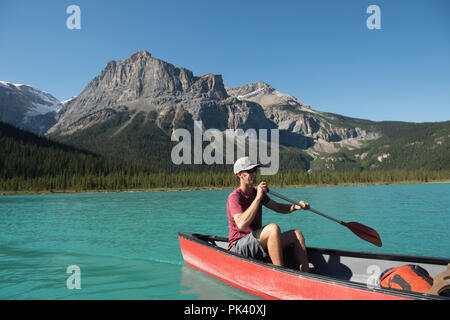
[268,191,342,224]
[267,190,382,247]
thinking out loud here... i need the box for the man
[227,156,311,272]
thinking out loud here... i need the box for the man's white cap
[233,156,261,175]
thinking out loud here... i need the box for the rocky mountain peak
[226,81,310,110]
[48,51,246,135]
[225,81,273,99]
[84,50,230,101]
[130,50,152,60]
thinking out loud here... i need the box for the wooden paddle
[267,190,383,247]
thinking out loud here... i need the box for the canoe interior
[185,233,450,298]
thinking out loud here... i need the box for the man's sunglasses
[244,167,258,174]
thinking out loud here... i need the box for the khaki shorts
[229,231,268,260]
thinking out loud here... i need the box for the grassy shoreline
[1,179,449,196]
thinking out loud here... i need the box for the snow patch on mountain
[0,81,62,118]
[0,80,62,134]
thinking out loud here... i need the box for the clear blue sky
[1,0,449,122]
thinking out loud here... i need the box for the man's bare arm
[265,199,309,214]
[233,196,263,230]
[233,181,268,230]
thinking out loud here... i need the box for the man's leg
[280,229,310,272]
[255,223,284,266]
[257,225,310,272]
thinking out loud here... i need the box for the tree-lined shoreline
[1,169,449,195]
[2,121,449,195]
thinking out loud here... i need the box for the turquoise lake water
[0,183,449,299]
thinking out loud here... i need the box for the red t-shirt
[227,187,270,250]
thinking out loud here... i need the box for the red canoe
[178,232,450,300]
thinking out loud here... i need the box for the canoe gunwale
[178,232,450,300]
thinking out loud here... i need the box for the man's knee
[266,223,281,237]
[294,230,306,245]
[284,229,305,245]
[257,223,282,248]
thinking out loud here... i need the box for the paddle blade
[342,222,382,247]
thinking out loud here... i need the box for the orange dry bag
[379,264,433,293]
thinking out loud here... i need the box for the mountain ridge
[1,50,449,172]
[49,50,277,137]
[48,51,379,152]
